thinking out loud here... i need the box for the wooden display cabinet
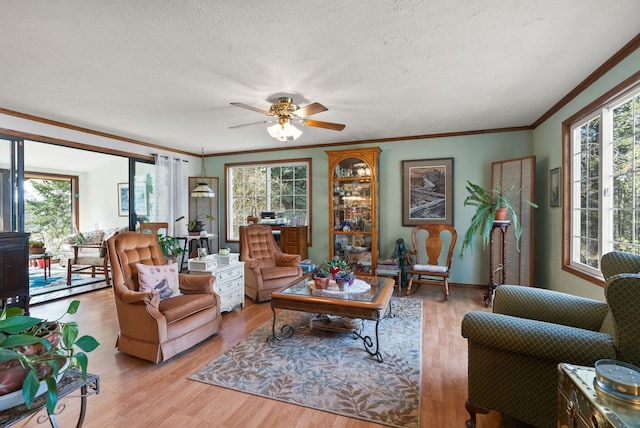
[270,226,308,260]
[326,147,381,275]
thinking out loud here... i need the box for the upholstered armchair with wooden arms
[461,251,640,428]
[107,231,222,363]
[240,224,303,302]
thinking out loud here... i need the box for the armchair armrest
[243,258,260,269]
[179,273,215,294]
[275,253,301,267]
[461,312,616,365]
[493,285,609,331]
[119,288,160,307]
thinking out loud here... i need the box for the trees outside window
[25,176,74,255]
[226,160,310,241]
[567,82,640,278]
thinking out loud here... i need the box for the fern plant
[460,180,537,258]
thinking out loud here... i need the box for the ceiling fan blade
[230,102,272,116]
[229,120,273,129]
[303,119,346,131]
[294,102,328,117]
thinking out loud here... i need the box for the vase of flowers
[335,271,355,290]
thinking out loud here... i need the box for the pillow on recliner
[137,263,180,300]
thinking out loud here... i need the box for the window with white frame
[226,159,311,241]
[568,83,640,277]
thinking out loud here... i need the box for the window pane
[587,209,599,240]
[613,209,632,243]
[614,174,632,207]
[587,179,599,208]
[613,99,633,139]
[614,137,633,175]
[227,161,310,240]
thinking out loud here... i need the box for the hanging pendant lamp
[191,148,215,198]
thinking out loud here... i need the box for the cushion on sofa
[159,294,217,324]
[137,263,181,300]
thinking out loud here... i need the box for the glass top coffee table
[268,276,394,362]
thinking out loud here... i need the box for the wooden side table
[29,254,52,280]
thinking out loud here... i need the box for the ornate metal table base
[0,370,99,428]
[267,302,394,362]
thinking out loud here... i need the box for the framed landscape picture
[402,158,454,226]
[118,182,148,217]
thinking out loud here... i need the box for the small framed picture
[550,167,561,207]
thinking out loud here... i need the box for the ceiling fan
[229,97,345,141]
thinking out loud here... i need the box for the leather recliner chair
[240,224,303,302]
[107,231,222,363]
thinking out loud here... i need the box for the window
[565,80,640,280]
[226,159,311,241]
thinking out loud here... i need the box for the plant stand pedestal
[485,220,509,307]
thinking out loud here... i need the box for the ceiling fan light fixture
[267,119,302,141]
[191,148,215,198]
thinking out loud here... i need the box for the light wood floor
[20,283,509,428]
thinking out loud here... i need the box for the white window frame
[566,80,640,281]
[225,159,311,242]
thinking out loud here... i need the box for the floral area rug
[190,297,422,428]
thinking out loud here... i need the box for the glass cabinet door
[327,147,380,274]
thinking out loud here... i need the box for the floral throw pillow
[137,264,180,300]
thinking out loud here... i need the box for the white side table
[189,260,245,313]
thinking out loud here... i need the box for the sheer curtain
[154,155,186,236]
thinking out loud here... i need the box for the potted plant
[312,267,331,289]
[28,237,46,255]
[175,214,215,235]
[460,180,538,258]
[0,300,99,413]
[335,270,355,289]
[326,257,349,279]
[157,234,185,263]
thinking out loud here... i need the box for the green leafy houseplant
[157,234,185,258]
[312,267,330,279]
[0,300,99,413]
[175,214,215,233]
[460,180,538,258]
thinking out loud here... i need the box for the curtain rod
[152,153,189,162]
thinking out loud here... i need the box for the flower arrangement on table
[334,270,355,287]
[325,257,349,279]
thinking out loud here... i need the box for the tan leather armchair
[240,224,303,302]
[107,231,222,363]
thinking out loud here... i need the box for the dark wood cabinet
[0,232,30,313]
[270,226,308,260]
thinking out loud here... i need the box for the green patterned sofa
[461,251,640,428]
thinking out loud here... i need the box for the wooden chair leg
[67,263,73,285]
[407,276,414,294]
[444,278,449,298]
[103,262,111,285]
[465,400,490,428]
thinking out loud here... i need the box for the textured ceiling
[1,1,639,155]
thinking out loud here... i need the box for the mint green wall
[207,130,532,286]
[532,47,640,301]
